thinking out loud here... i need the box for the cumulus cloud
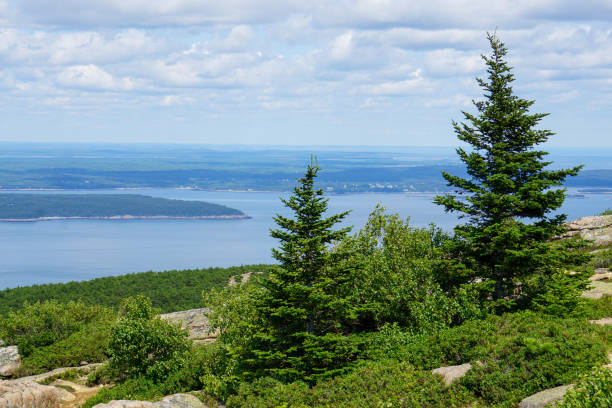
[57,64,137,91]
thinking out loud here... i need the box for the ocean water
[1,189,611,289]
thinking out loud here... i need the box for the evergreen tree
[434,33,586,308]
[247,158,357,383]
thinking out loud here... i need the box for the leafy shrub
[359,311,610,407]
[457,312,609,406]
[226,360,477,408]
[15,320,113,376]
[84,345,217,407]
[600,208,612,216]
[107,295,190,382]
[559,365,612,408]
[332,206,480,332]
[0,300,114,356]
[577,296,612,320]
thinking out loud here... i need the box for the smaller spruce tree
[247,158,357,383]
[434,33,588,309]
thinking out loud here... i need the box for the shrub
[84,345,218,407]
[226,360,477,408]
[333,206,482,333]
[107,295,190,382]
[600,208,612,216]
[0,300,114,357]
[457,312,609,406]
[559,365,612,408]
[359,311,610,407]
[15,320,113,377]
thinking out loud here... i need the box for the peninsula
[0,193,249,221]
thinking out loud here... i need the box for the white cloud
[57,64,137,91]
[0,29,161,66]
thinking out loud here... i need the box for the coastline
[0,214,251,222]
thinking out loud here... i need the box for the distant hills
[0,143,611,192]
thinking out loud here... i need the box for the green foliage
[433,33,584,309]
[360,311,609,406]
[15,320,113,376]
[0,300,114,376]
[0,300,113,356]
[531,270,590,317]
[457,312,609,406]
[599,208,612,216]
[558,365,612,408]
[245,160,356,383]
[226,360,477,408]
[333,206,484,332]
[0,264,274,316]
[576,296,612,320]
[84,345,219,408]
[107,295,190,382]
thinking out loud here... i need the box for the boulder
[519,384,573,408]
[0,379,61,408]
[589,272,612,281]
[93,393,208,408]
[431,363,472,386]
[589,317,612,326]
[160,309,215,341]
[92,402,153,408]
[0,347,21,377]
[581,280,612,299]
[153,394,208,408]
[563,215,612,246]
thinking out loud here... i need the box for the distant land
[0,143,611,193]
[0,193,248,221]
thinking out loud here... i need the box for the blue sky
[1,1,611,146]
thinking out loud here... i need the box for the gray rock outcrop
[563,215,612,246]
[93,393,208,408]
[0,379,61,408]
[160,309,216,343]
[0,347,21,377]
[518,384,573,408]
[431,363,472,386]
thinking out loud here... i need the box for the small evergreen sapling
[247,159,358,383]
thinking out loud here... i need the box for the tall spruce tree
[434,33,584,307]
[247,158,357,383]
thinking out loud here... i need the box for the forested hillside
[0,265,274,315]
[0,194,246,220]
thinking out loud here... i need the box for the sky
[0,1,611,147]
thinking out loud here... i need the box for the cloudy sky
[1,1,611,146]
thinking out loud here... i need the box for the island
[0,193,249,221]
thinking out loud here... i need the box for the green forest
[0,193,246,220]
[1,34,611,408]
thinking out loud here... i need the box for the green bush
[0,300,114,356]
[457,312,609,406]
[558,365,612,408]
[84,345,216,407]
[333,206,481,332]
[226,360,477,408]
[576,296,612,320]
[15,320,113,376]
[359,311,609,407]
[107,295,190,382]
[599,208,612,216]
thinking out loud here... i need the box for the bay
[1,189,611,289]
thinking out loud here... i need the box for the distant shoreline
[0,214,251,222]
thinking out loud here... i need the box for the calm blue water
[1,189,611,289]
